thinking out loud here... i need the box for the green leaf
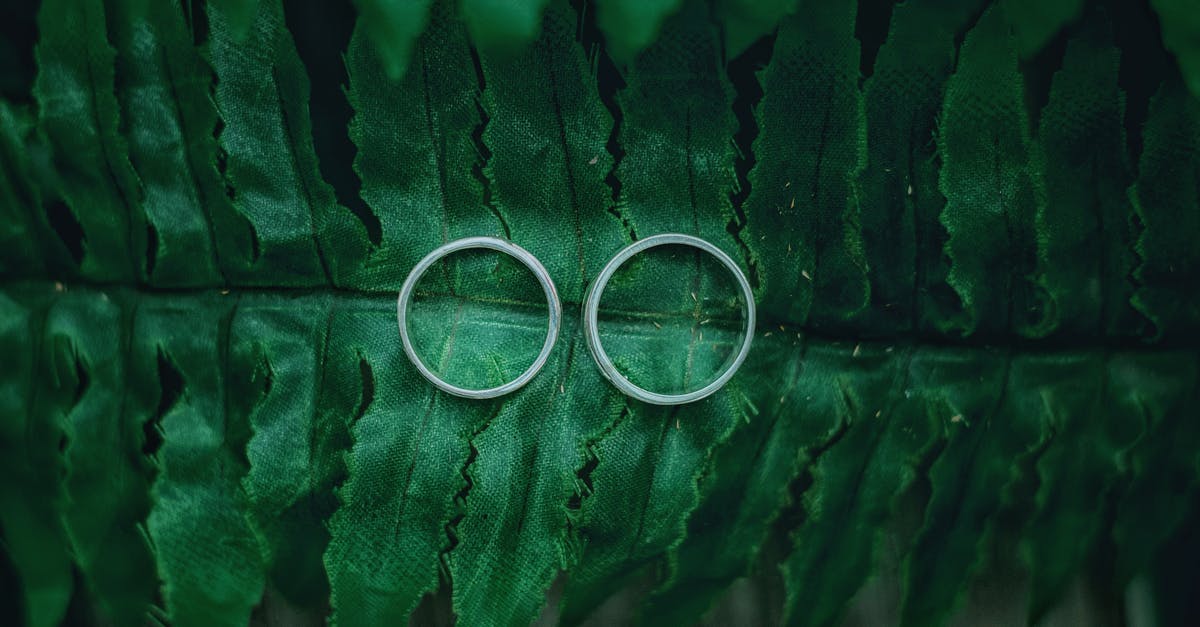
[207,0,340,286]
[104,0,234,287]
[334,0,494,291]
[234,294,342,606]
[478,0,623,311]
[561,389,748,624]
[560,1,750,619]
[438,3,626,624]
[136,296,265,627]
[0,290,73,627]
[0,103,53,277]
[937,6,1048,337]
[857,0,987,334]
[1129,78,1200,340]
[1033,13,1145,340]
[744,0,869,331]
[900,350,1056,626]
[324,5,521,622]
[352,0,436,80]
[51,291,157,625]
[208,0,262,41]
[1110,350,1200,584]
[638,335,838,625]
[449,326,618,625]
[998,0,1084,58]
[34,0,143,281]
[462,0,552,52]
[1021,351,1144,622]
[594,0,684,63]
[603,0,742,282]
[323,297,498,625]
[4,1,1200,624]
[714,0,795,59]
[1151,0,1200,100]
[125,0,253,286]
[780,343,937,627]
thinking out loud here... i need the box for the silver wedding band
[581,233,756,405]
[397,236,561,399]
[398,234,754,404]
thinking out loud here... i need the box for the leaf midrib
[5,280,1195,351]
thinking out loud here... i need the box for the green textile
[1,1,1198,626]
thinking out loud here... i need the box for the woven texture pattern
[1,1,1199,626]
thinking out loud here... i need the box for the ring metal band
[582,233,756,405]
[397,236,561,399]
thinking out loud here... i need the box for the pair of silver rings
[396,233,756,405]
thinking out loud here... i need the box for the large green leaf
[137,296,266,627]
[352,0,436,80]
[462,0,552,52]
[1109,350,1200,584]
[105,0,234,287]
[323,296,500,625]
[207,0,338,285]
[445,3,625,624]
[0,104,49,277]
[638,335,838,625]
[899,349,1047,626]
[1130,77,1200,340]
[34,0,143,282]
[998,0,1084,58]
[0,290,73,627]
[1151,0,1200,100]
[778,343,931,627]
[560,1,749,620]
[1033,13,1145,340]
[51,291,157,626]
[2,1,1200,626]
[742,0,869,331]
[856,0,986,335]
[594,0,684,63]
[324,5,500,622]
[1021,351,1148,622]
[235,294,341,607]
[331,0,494,292]
[937,6,1047,338]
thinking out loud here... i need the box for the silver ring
[582,233,756,405]
[397,236,561,399]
